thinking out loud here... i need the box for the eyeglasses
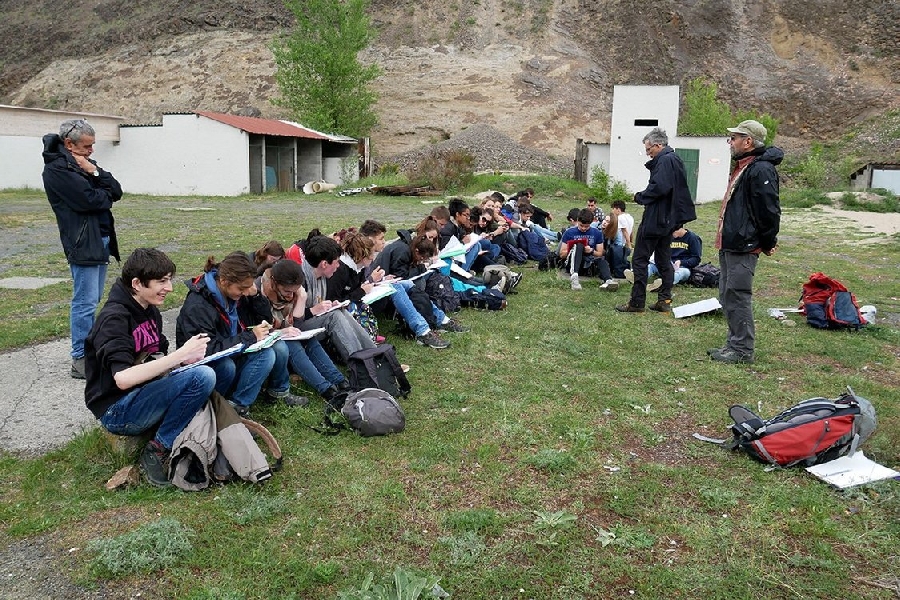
[62,119,87,140]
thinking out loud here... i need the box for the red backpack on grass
[799,272,867,329]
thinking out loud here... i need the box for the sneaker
[438,319,469,333]
[228,400,251,418]
[71,357,86,380]
[648,299,672,312]
[269,389,310,407]
[624,269,634,284]
[416,331,451,349]
[139,440,172,488]
[615,303,645,313]
[508,272,523,291]
[647,278,663,292]
[570,274,582,290]
[600,279,619,291]
[707,347,724,357]
[709,348,754,364]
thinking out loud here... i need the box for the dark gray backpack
[341,388,406,437]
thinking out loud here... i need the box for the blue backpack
[517,229,549,261]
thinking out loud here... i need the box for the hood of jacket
[42,133,67,165]
[734,145,784,167]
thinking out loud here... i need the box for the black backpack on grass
[689,262,720,288]
[347,344,411,399]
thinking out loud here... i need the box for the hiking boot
[570,274,582,290]
[71,357,86,380]
[269,389,310,407]
[709,348,754,364]
[615,303,645,313]
[647,278,663,292]
[649,299,672,312]
[139,440,172,488]
[624,269,634,284]
[416,331,451,349]
[600,279,619,291]
[706,347,724,357]
[438,319,469,333]
[228,400,251,418]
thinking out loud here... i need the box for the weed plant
[0,183,897,598]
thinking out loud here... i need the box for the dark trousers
[628,232,673,308]
[719,250,758,356]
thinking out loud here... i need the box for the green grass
[0,182,898,598]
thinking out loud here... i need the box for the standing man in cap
[709,120,782,364]
[43,119,123,379]
[616,127,695,313]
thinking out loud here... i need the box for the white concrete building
[0,106,359,196]
[575,85,732,204]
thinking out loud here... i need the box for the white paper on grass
[805,451,900,489]
[672,297,722,318]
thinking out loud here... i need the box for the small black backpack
[689,262,720,287]
[346,344,411,399]
[424,271,461,314]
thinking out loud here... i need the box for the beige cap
[727,119,767,141]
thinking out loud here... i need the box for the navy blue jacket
[42,134,122,265]
[634,146,696,237]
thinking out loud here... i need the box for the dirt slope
[2,0,898,161]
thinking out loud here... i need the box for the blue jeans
[390,282,430,336]
[69,237,109,359]
[529,223,557,243]
[649,263,690,285]
[210,346,276,408]
[100,366,216,449]
[285,338,345,393]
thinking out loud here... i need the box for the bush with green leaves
[679,77,779,145]
[405,149,475,191]
[589,164,632,204]
[87,518,195,577]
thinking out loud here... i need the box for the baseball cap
[727,119,767,141]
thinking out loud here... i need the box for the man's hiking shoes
[615,303,645,313]
[71,357,86,379]
[140,440,172,487]
[709,348,754,364]
[649,299,672,312]
[437,319,469,333]
[416,331,451,349]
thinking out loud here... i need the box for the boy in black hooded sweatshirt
[85,248,215,487]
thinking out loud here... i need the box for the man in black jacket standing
[43,119,123,379]
[709,120,782,364]
[616,128,695,313]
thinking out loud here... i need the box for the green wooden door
[674,148,699,202]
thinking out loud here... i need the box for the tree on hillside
[679,77,778,145]
[271,0,381,138]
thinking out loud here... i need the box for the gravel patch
[383,123,571,176]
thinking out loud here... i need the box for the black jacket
[84,280,169,418]
[721,147,783,253]
[326,256,367,303]
[373,230,417,280]
[634,146,696,237]
[42,134,122,265]
[175,273,269,355]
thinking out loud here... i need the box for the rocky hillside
[2,0,897,163]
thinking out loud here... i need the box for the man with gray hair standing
[43,119,123,379]
[709,120,782,364]
[616,127,695,313]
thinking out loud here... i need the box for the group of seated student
[84,192,579,486]
[557,208,620,291]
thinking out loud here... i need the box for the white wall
[672,136,731,203]
[102,114,250,196]
[871,168,900,194]
[608,85,681,196]
[585,143,611,187]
